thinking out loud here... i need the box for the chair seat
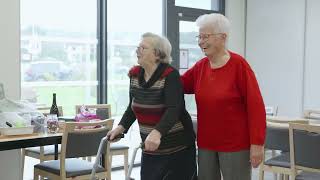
[296,172,320,180]
[265,152,290,168]
[110,144,129,151]
[34,158,105,178]
[25,145,61,156]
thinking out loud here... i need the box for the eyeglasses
[136,46,150,53]
[195,33,223,41]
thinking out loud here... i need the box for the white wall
[226,0,246,56]
[0,1,23,180]
[246,0,306,116]
[304,0,320,110]
[0,0,20,100]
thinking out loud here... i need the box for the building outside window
[20,0,98,115]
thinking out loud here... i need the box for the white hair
[196,13,231,36]
[142,32,172,64]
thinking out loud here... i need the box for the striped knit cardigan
[119,63,195,155]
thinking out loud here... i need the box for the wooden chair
[34,119,113,180]
[261,109,308,179]
[259,122,292,180]
[289,123,320,179]
[21,106,64,177]
[260,118,310,180]
[75,104,129,177]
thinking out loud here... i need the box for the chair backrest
[59,119,114,178]
[265,118,309,151]
[304,109,320,120]
[289,123,320,175]
[75,104,111,120]
[37,106,64,116]
[265,125,290,151]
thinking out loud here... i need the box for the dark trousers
[141,145,197,180]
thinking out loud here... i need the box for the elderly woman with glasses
[181,13,266,180]
[107,32,197,180]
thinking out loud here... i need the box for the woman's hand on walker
[106,125,125,142]
[145,129,162,151]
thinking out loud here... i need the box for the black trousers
[140,145,197,180]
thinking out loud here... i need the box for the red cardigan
[181,51,266,152]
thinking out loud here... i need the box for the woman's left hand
[144,129,162,151]
[250,144,264,168]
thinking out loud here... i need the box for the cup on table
[46,114,59,134]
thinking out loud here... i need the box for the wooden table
[266,115,310,123]
[191,115,320,130]
[267,116,320,128]
[0,133,62,159]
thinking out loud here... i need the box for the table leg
[54,144,58,160]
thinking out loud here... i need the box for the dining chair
[33,119,113,180]
[265,110,309,179]
[21,106,64,177]
[289,123,320,180]
[75,104,129,177]
[259,121,292,180]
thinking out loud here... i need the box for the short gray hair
[142,32,172,64]
[196,13,231,36]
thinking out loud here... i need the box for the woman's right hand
[106,125,125,142]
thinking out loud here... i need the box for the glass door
[165,0,225,115]
[179,21,203,114]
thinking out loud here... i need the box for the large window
[106,0,163,116]
[102,0,164,168]
[20,0,98,115]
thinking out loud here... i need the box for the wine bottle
[50,93,60,117]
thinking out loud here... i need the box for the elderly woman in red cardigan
[181,13,266,180]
